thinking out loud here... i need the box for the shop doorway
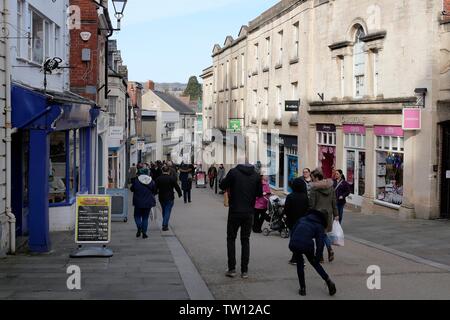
[345,150,366,206]
[441,123,450,219]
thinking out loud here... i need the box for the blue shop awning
[12,83,99,130]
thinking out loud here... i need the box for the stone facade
[203,0,450,219]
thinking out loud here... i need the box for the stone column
[399,131,416,219]
[362,126,375,215]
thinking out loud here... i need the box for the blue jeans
[160,200,175,228]
[134,208,151,234]
[337,203,345,224]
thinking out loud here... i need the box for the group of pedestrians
[219,162,351,297]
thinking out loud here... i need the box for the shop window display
[49,131,67,204]
[376,152,404,205]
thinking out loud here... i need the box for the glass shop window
[49,131,67,204]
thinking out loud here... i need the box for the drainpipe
[3,0,15,254]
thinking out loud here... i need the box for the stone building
[202,0,450,219]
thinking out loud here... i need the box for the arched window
[353,26,366,98]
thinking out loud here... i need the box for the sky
[111,0,279,84]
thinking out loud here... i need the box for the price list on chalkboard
[75,196,111,244]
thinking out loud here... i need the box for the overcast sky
[111,0,279,83]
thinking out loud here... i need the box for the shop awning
[12,83,99,131]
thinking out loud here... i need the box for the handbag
[224,191,229,207]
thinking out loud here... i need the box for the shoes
[299,288,306,296]
[328,249,335,262]
[225,270,237,278]
[162,226,169,231]
[241,272,249,279]
[136,229,141,238]
[326,279,337,296]
[142,233,148,239]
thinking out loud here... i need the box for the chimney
[146,80,155,91]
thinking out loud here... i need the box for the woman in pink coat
[253,176,271,233]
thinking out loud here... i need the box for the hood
[138,175,152,185]
[236,164,256,176]
[311,179,334,194]
[306,209,328,228]
[291,178,307,194]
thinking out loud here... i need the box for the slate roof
[153,91,195,115]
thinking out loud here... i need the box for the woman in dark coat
[334,170,351,224]
[289,209,337,297]
[130,169,157,239]
[179,164,193,203]
[283,178,309,265]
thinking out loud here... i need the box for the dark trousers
[183,189,191,203]
[337,203,345,224]
[209,177,216,188]
[294,251,330,289]
[134,207,151,234]
[253,208,266,233]
[227,213,253,273]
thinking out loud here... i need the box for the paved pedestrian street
[1,187,449,300]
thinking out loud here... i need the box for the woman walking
[284,178,309,264]
[334,170,351,224]
[289,209,337,297]
[309,168,339,263]
[253,175,271,233]
[300,168,313,195]
[179,164,193,203]
[130,168,157,239]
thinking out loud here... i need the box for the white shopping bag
[328,221,345,247]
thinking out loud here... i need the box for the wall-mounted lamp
[414,88,427,108]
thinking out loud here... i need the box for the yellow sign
[75,195,112,244]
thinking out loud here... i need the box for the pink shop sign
[343,125,366,135]
[374,125,404,137]
[402,108,422,131]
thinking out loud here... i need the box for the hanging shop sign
[229,119,242,132]
[285,100,300,112]
[109,126,124,140]
[75,195,111,244]
[316,124,336,132]
[402,108,422,131]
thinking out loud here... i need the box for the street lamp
[111,0,128,30]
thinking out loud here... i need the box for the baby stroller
[262,195,289,238]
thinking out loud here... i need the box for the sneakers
[241,272,249,279]
[326,279,337,296]
[299,288,306,296]
[225,270,237,278]
[136,229,141,238]
[142,233,148,239]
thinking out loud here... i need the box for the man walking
[155,166,182,231]
[129,163,138,186]
[220,164,263,279]
[208,164,218,189]
[217,164,226,194]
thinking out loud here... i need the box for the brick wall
[69,0,100,102]
[444,0,450,22]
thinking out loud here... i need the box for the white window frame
[353,27,366,99]
[278,30,283,65]
[29,7,54,64]
[276,85,282,119]
[344,133,366,149]
[264,88,269,121]
[293,22,299,59]
[240,54,245,86]
[17,0,24,58]
[339,56,345,98]
[373,51,379,97]
[317,132,337,147]
[265,36,271,68]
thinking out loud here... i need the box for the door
[345,149,366,206]
[441,124,450,219]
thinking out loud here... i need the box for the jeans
[294,251,330,289]
[227,213,253,273]
[319,233,333,261]
[160,200,175,228]
[337,203,345,224]
[134,207,151,234]
[183,190,191,203]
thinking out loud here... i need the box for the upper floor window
[108,96,118,126]
[293,22,299,59]
[265,37,271,67]
[353,26,366,98]
[240,54,245,86]
[17,0,24,57]
[278,30,284,65]
[28,7,57,64]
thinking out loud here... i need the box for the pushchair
[262,195,289,238]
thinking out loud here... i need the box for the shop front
[316,124,337,179]
[11,84,98,252]
[343,125,366,206]
[374,125,404,208]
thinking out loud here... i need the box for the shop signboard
[374,126,404,137]
[285,100,300,112]
[317,124,336,132]
[402,108,422,131]
[229,119,242,132]
[109,127,124,140]
[343,125,366,135]
[75,195,111,244]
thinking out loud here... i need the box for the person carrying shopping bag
[253,175,271,233]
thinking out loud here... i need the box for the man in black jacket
[219,164,263,279]
[155,166,182,231]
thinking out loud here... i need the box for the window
[265,37,271,68]
[226,60,229,89]
[291,82,299,120]
[109,96,118,126]
[221,63,225,90]
[253,90,258,120]
[263,88,269,121]
[240,54,245,86]
[276,86,282,119]
[31,10,44,63]
[49,131,67,204]
[214,66,218,92]
[373,51,379,96]
[278,30,284,65]
[54,25,60,57]
[293,22,299,58]
[339,56,345,98]
[17,0,24,57]
[254,43,259,72]
[353,26,366,98]
[234,57,238,87]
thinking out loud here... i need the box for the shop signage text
[109,127,124,139]
[402,108,422,131]
[285,100,300,112]
[374,126,404,137]
[344,125,366,135]
[75,195,111,244]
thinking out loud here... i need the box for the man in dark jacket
[283,178,309,265]
[155,166,182,231]
[220,164,263,279]
[130,169,157,239]
[289,209,337,297]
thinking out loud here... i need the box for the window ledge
[329,41,352,51]
[275,63,283,70]
[373,200,401,211]
[251,119,257,124]
[261,119,269,125]
[289,119,299,126]
[274,119,282,126]
[16,57,42,68]
[289,57,299,65]
[252,71,259,76]
[360,31,387,43]
[49,197,76,208]
[262,66,269,73]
